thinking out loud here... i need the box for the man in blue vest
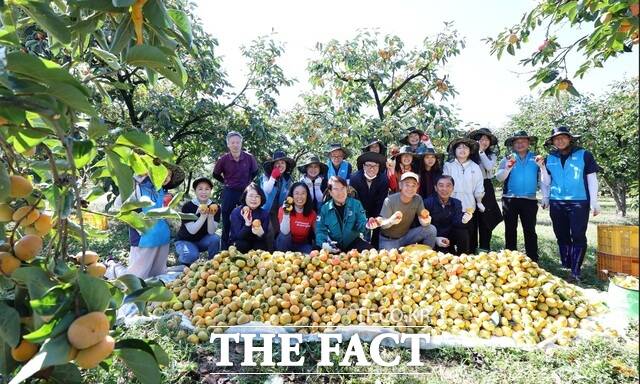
[496,131,549,262]
[542,126,600,282]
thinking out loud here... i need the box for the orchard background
[0,0,638,383]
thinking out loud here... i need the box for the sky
[194,0,639,129]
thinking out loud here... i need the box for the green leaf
[167,9,192,47]
[90,47,121,70]
[11,267,56,299]
[155,55,187,87]
[143,0,171,29]
[0,302,20,348]
[124,286,174,304]
[140,156,168,190]
[124,44,171,68]
[6,52,87,96]
[115,211,153,232]
[109,14,133,54]
[71,139,96,168]
[144,207,195,221]
[116,130,172,160]
[106,149,134,199]
[568,84,581,97]
[117,348,162,384]
[19,2,71,44]
[116,274,144,293]
[506,44,515,56]
[23,312,75,343]
[148,341,169,367]
[85,186,106,202]
[0,340,19,379]
[8,334,72,384]
[49,363,82,384]
[88,117,109,139]
[6,125,49,153]
[0,162,9,202]
[120,194,153,212]
[29,284,72,318]
[45,82,96,115]
[74,0,128,12]
[78,273,112,312]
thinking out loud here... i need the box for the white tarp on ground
[115,269,634,351]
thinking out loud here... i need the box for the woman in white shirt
[468,128,503,252]
[443,137,485,254]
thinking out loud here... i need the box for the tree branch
[369,81,384,121]
[380,66,428,108]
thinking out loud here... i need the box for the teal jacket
[316,197,367,249]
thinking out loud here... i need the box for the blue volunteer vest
[505,152,539,198]
[263,176,291,212]
[547,149,587,200]
[137,179,171,248]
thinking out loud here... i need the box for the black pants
[549,200,589,248]
[476,179,502,251]
[436,227,471,255]
[502,197,538,261]
[220,187,244,250]
[233,238,268,253]
[468,214,478,254]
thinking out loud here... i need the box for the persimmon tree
[0,0,204,382]
[283,26,465,157]
[486,0,639,96]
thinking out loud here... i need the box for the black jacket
[423,195,465,237]
[350,170,389,217]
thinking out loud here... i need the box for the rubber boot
[559,244,572,269]
[570,245,587,280]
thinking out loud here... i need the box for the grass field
[83,197,639,383]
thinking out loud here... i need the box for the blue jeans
[276,233,313,254]
[379,225,437,250]
[175,233,221,265]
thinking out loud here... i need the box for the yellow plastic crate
[81,212,109,230]
[597,225,639,258]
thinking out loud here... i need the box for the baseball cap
[400,171,419,182]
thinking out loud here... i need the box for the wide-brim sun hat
[263,149,296,174]
[361,138,387,155]
[325,143,351,159]
[356,151,387,170]
[399,127,425,145]
[504,130,539,147]
[447,137,479,154]
[544,126,581,146]
[297,154,328,175]
[391,145,425,160]
[468,128,498,147]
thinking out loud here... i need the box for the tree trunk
[605,178,627,217]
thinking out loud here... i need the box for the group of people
[123,126,600,283]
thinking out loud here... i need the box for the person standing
[349,151,389,248]
[418,147,443,199]
[399,127,434,154]
[361,138,387,156]
[387,145,423,193]
[212,131,259,249]
[468,128,503,251]
[260,150,296,250]
[316,176,373,252]
[325,143,353,182]
[443,137,484,254]
[298,155,328,213]
[542,126,601,282]
[496,131,548,262]
[424,175,472,255]
[375,172,437,250]
[174,177,221,265]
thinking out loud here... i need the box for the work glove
[436,237,450,248]
[271,167,282,179]
[251,224,265,237]
[476,202,486,212]
[461,212,472,224]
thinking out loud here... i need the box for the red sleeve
[278,207,284,223]
[388,172,398,192]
